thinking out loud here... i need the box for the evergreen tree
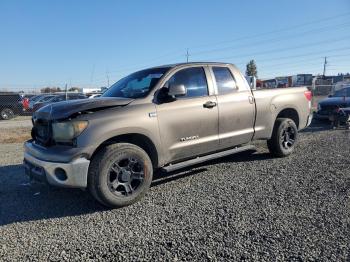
[246,60,258,78]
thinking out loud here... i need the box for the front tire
[88,143,153,208]
[267,118,298,157]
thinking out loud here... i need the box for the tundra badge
[180,135,199,142]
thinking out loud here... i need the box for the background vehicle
[28,94,57,111]
[32,93,87,111]
[314,86,350,120]
[0,93,24,120]
[24,62,312,207]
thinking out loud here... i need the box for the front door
[156,66,219,162]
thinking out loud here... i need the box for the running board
[162,145,256,173]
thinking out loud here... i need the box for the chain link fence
[0,87,96,120]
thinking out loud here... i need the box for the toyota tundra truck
[24,62,313,207]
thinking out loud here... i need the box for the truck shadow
[0,164,108,226]
[151,150,271,187]
[0,150,272,226]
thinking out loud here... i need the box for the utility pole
[106,70,110,88]
[323,56,327,77]
[186,49,190,63]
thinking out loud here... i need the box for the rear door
[156,66,219,162]
[210,65,255,148]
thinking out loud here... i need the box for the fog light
[54,168,67,181]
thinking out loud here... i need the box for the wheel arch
[275,107,300,129]
[90,133,159,169]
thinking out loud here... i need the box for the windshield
[102,67,170,99]
[333,87,350,97]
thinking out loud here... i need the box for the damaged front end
[31,97,133,147]
[25,97,133,188]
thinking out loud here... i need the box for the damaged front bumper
[23,141,90,188]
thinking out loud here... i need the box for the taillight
[304,90,312,101]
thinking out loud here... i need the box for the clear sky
[1,0,350,91]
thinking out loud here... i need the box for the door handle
[248,96,254,104]
[203,101,217,108]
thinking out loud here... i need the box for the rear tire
[88,143,153,208]
[267,118,298,157]
[0,108,15,120]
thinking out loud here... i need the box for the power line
[82,11,350,82]
[8,12,350,89]
[199,36,350,62]
[260,61,349,78]
[190,22,350,57]
[186,11,350,50]
[6,51,350,88]
[255,53,350,70]
[90,40,350,84]
[249,46,350,64]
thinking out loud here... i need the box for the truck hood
[34,97,133,120]
[319,97,350,107]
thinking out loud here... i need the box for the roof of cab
[150,62,233,69]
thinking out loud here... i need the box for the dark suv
[315,86,350,120]
[0,93,24,120]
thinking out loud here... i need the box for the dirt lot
[0,120,349,261]
[0,116,32,143]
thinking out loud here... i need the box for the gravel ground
[0,122,349,261]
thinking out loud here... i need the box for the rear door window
[212,67,237,94]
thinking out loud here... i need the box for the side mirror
[168,84,186,97]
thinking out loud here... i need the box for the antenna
[186,49,190,63]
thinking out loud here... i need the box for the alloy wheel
[280,124,296,149]
[107,156,145,197]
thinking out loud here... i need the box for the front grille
[32,119,52,146]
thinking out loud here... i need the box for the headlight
[52,120,88,142]
[317,104,321,111]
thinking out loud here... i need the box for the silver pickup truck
[24,62,313,207]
